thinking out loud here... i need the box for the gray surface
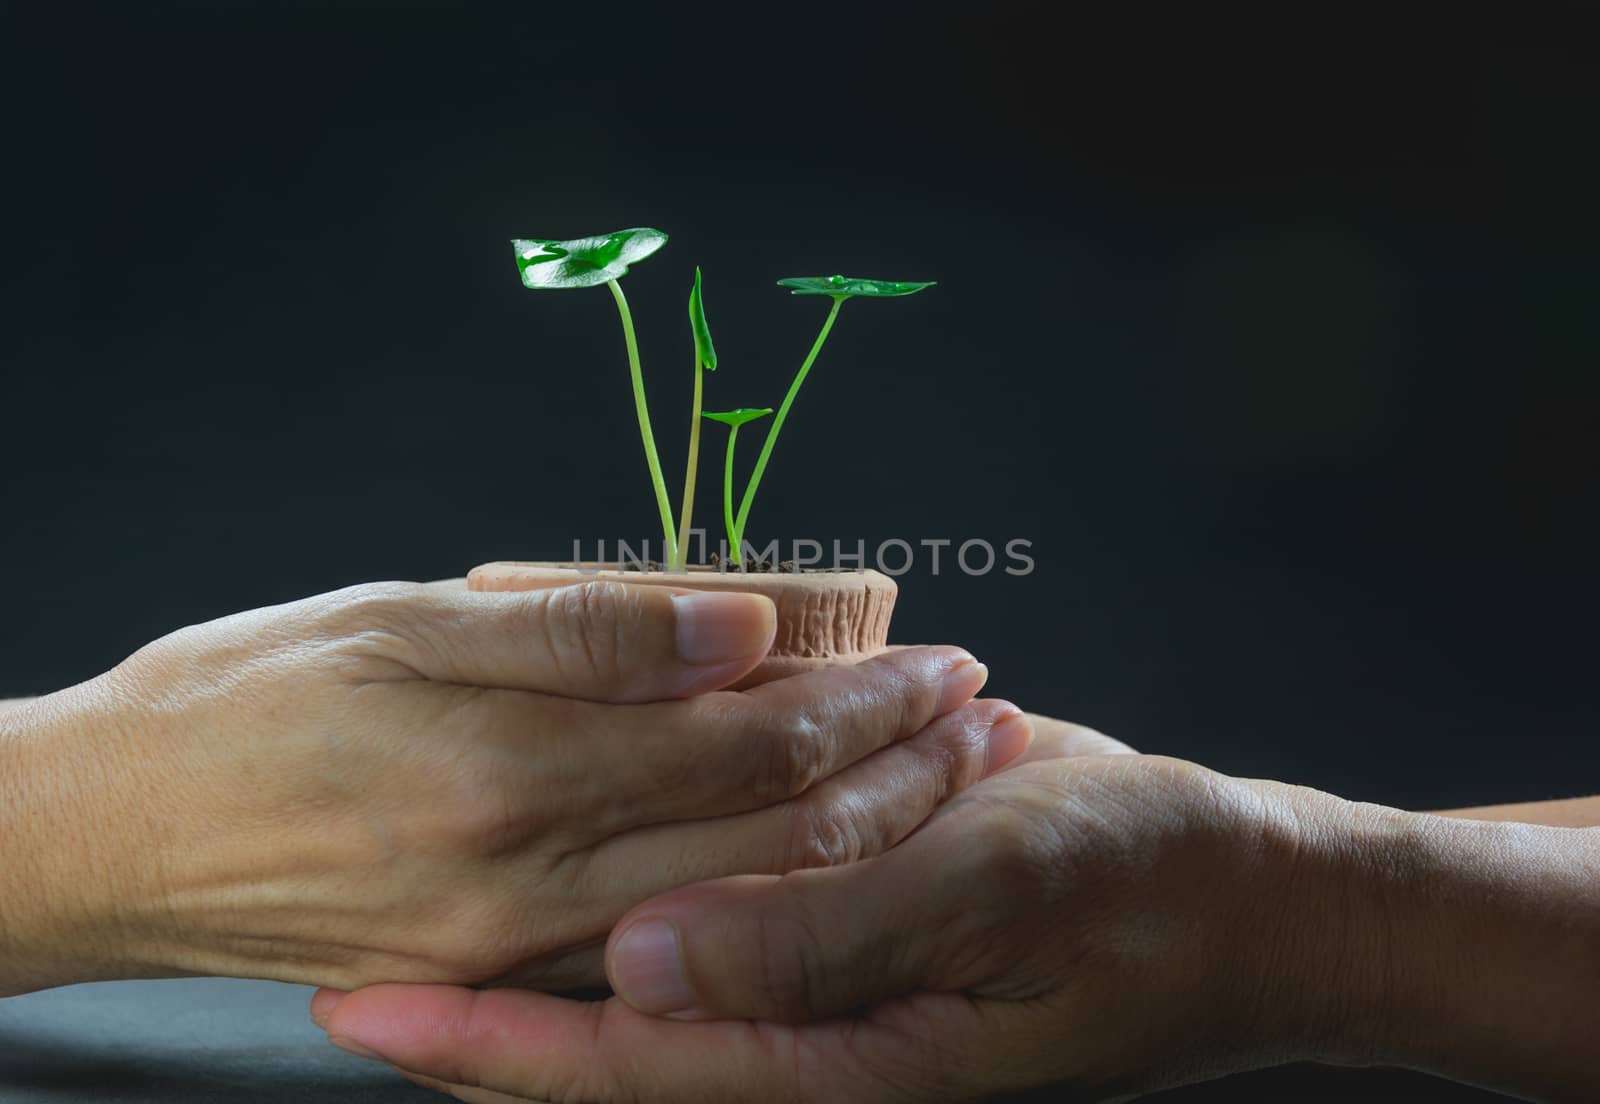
[0,978,431,1103]
[0,980,1518,1102]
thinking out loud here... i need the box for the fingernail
[936,658,987,715]
[610,918,695,1015]
[308,989,345,1028]
[328,1035,384,1062]
[673,592,777,666]
[984,709,1034,775]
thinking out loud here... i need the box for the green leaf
[688,266,718,371]
[512,228,669,289]
[776,274,936,298]
[702,407,774,427]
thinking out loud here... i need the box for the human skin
[315,716,1600,1102]
[0,579,1034,998]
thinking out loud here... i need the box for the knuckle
[408,756,541,859]
[755,710,829,804]
[456,794,537,859]
[318,581,429,630]
[920,712,988,793]
[541,581,634,684]
[781,796,866,871]
[305,582,434,677]
[851,654,925,727]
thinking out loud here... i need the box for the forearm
[0,698,71,994]
[0,691,155,995]
[1382,814,1600,1099]
[1432,795,1600,828]
[1277,788,1600,1099]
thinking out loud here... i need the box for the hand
[310,717,1411,1102]
[0,579,1030,996]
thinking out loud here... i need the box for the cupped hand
[315,718,1384,1102]
[0,579,1029,996]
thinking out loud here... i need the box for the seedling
[677,266,717,567]
[727,275,936,566]
[511,229,933,571]
[512,228,679,562]
[700,408,772,565]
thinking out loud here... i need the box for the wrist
[0,686,159,993]
[1246,782,1600,1097]
[1375,814,1600,1096]
[1220,781,1410,1067]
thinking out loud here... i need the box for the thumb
[604,856,944,1024]
[327,579,776,703]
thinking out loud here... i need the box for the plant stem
[723,424,742,570]
[672,355,704,571]
[734,295,844,540]
[607,278,677,566]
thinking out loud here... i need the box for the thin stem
[672,356,704,571]
[607,279,677,566]
[723,425,742,571]
[734,296,844,539]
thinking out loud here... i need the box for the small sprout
[689,266,718,372]
[701,408,774,567]
[776,275,937,298]
[673,267,718,570]
[513,228,669,289]
[728,274,936,555]
[510,227,679,564]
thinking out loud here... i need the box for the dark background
[1,4,1594,1100]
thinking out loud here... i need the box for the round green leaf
[689,266,718,371]
[702,407,773,427]
[512,228,669,289]
[776,274,936,298]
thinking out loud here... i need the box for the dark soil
[709,552,800,573]
[613,556,834,574]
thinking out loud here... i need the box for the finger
[325,580,776,703]
[604,855,947,1023]
[1021,714,1137,759]
[585,702,1030,906]
[492,704,1024,991]
[325,985,998,1104]
[321,987,822,1104]
[314,989,514,1099]
[569,645,989,830]
[446,645,989,855]
[322,987,759,1102]
[310,987,346,1028]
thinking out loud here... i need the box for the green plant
[511,230,933,571]
[725,275,935,565]
[676,266,717,568]
[700,408,772,565]
[512,228,679,562]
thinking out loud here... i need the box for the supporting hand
[0,579,1026,996]
[315,715,1600,1102]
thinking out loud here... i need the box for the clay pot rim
[467,561,898,684]
[479,561,890,580]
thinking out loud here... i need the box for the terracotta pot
[467,562,898,689]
